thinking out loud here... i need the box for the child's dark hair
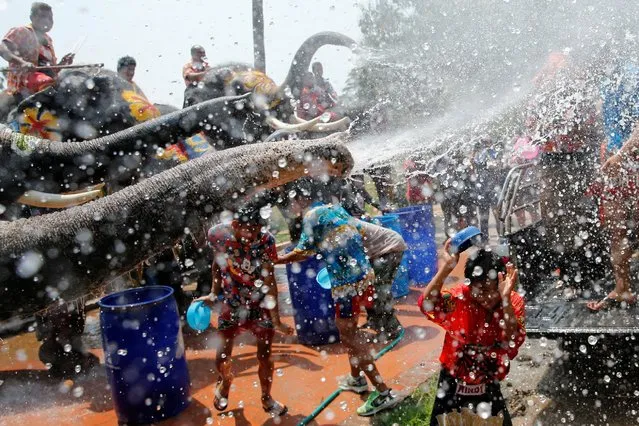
[464,249,506,282]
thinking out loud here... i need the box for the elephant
[183,31,357,149]
[5,68,162,141]
[0,95,252,220]
[0,132,352,322]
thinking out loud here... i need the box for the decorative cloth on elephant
[2,24,57,95]
[207,223,277,328]
[293,202,375,299]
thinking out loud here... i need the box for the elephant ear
[10,87,66,141]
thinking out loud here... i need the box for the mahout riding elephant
[0,132,352,373]
[183,32,357,149]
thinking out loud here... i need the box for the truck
[495,160,639,343]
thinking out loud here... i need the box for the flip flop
[262,400,288,416]
[213,382,229,411]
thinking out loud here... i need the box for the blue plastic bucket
[393,204,438,286]
[98,286,190,424]
[372,214,410,298]
[285,252,340,346]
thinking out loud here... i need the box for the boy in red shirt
[418,240,525,425]
[197,205,293,417]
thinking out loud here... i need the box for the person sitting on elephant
[117,55,146,97]
[0,2,74,99]
[297,71,339,121]
[196,203,294,416]
[312,61,338,109]
[182,44,211,87]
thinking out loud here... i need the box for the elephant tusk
[264,115,322,131]
[17,189,104,209]
[291,112,307,124]
[308,117,352,133]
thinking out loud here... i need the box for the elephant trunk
[0,95,250,206]
[0,133,352,320]
[280,31,357,99]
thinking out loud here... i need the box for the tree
[344,0,634,126]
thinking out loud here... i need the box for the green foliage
[372,375,438,426]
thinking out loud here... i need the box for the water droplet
[579,344,587,354]
[324,409,335,421]
[588,335,598,345]
[539,337,547,347]
[603,375,611,383]
[459,205,468,214]
[63,344,72,353]
[184,258,194,268]
[72,386,84,398]
[260,205,272,219]
[278,157,287,168]
[145,398,153,406]
[117,349,128,356]
[276,368,284,377]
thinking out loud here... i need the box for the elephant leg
[35,300,98,377]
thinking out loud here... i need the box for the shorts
[334,285,375,319]
[218,304,274,340]
[429,367,512,426]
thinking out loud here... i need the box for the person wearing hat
[196,203,293,417]
[418,236,525,425]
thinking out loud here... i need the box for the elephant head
[0,95,251,219]
[183,31,357,148]
[8,69,162,142]
[0,132,352,321]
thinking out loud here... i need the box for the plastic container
[186,300,211,331]
[450,226,482,254]
[316,268,332,290]
[98,286,190,424]
[285,252,340,346]
[372,214,410,298]
[393,204,438,287]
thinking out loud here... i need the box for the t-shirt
[2,24,56,94]
[294,203,373,298]
[418,284,526,385]
[208,223,277,309]
[356,219,407,258]
[601,62,639,154]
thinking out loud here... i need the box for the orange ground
[0,246,468,425]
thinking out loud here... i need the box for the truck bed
[525,279,639,335]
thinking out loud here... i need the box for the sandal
[213,382,229,411]
[262,400,288,416]
[587,294,637,312]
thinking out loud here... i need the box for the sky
[0,0,363,106]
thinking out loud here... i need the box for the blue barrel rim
[98,285,175,310]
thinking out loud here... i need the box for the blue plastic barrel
[98,286,190,424]
[393,204,438,287]
[372,214,410,298]
[285,252,340,346]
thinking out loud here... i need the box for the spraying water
[344,0,639,172]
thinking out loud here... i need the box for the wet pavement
[0,264,453,426]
